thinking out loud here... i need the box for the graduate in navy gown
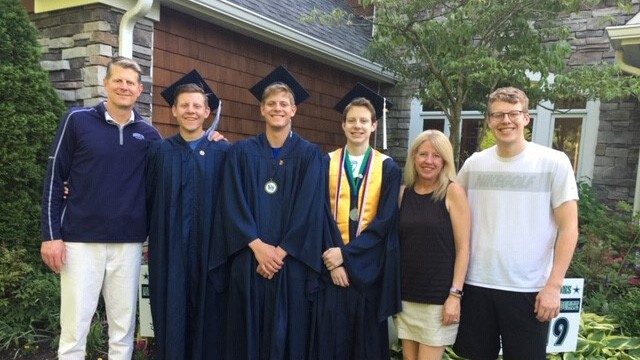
[146,71,229,360]
[222,66,325,360]
[312,84,402,359]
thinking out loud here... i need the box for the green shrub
[569,182,640,339]
[609,287,640,337]
[0,242,121,357]
[0,0,66,354]
[0,0,66,252]
[0,246,59,351]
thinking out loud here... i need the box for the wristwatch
[449,287,464,298]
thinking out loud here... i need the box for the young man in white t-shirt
[453,87,579,360]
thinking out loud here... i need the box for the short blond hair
[404,130,456,200]
[487,87,529,114]
[261,82,295,105]
[105,56,142,83]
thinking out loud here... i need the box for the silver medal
[264,180,278,194]
[349,208,359,221]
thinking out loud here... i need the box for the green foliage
[0,0,66,355]
[0,0,40,65]
[569,183,640,336]
[0,246,59,351]
[0,0,66,251]
[479,126,496,150]
[549,313,640,359]
[443,347,465,359]
[551,64,640,103]
[576,183,637,251]
[86,310,108,359]
[83,309,155,359]
[609,287,640,338]
[306,0,640,162]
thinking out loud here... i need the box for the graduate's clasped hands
[249,238,287,279]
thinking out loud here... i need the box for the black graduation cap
[334,82,393,119]
[160,69,220,109]
[249,65,310,105]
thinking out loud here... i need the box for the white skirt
[394,301,459,347]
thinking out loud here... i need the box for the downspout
[614,50,640,215]
[119,0,154,58]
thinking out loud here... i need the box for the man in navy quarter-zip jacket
[40,56,161,360]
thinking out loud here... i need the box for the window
[459,118,484,164]
[553,117,583,173]
[423,119,444,132]
[409,99,600,181]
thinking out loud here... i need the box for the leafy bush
[0,0,66,355]
[569,182,640,336]
[0,246,59,351]
[609,287,640,338]
[0,0,65,252]
[0,244,140,358]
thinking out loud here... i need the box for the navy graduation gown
[146,134,229,360]
[222,132,325,360]
[311,157,402,360]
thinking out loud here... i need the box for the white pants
[58,242,142,360]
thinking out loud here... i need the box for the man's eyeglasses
[489,110,526,121]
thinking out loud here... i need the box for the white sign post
[138,264,154,337]
[546,278,584,353]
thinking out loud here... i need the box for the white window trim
[409,98,600,183]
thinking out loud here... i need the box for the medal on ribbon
[349,208,359,221]
[264,179,278,194]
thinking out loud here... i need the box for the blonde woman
[395,130,470,360]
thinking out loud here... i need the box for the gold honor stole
[328,147,387,244]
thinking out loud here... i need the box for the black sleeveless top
[399,186,455,304]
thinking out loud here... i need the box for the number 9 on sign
[552,317,569,346]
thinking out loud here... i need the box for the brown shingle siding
[153,6,385,150]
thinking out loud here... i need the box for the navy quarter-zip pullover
[41,102,161,242]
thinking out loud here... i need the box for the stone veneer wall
[29,4,154,118]
[561,3,640,205]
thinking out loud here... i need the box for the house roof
[162,0,395,83]
[231,0,372,56]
